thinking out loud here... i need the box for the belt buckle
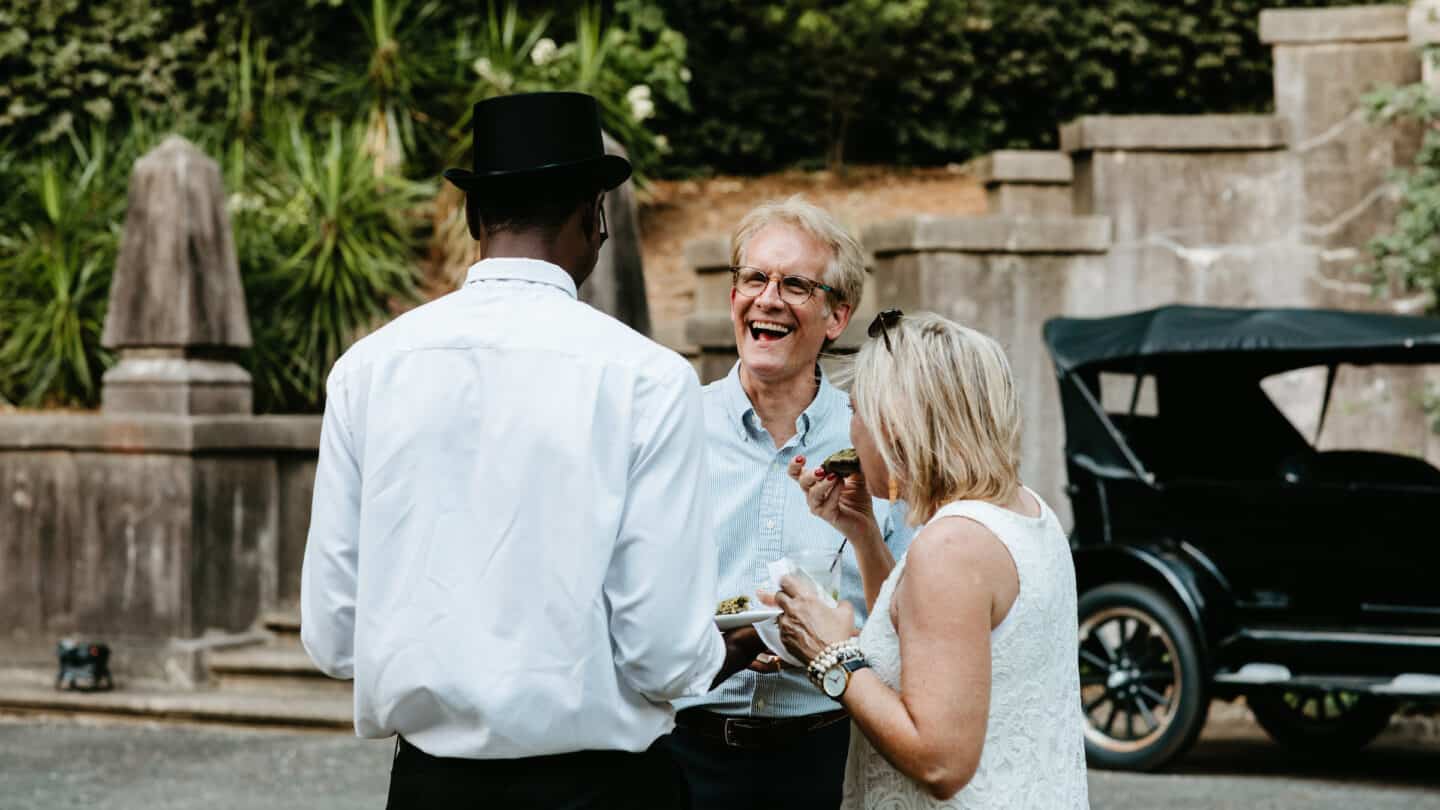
[722,717,740,747]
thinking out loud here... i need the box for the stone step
[0,681,351,730]
[260,609,302,637]
[206,645,350,696]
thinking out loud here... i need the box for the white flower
[530,38,557,66]
[472,57,511,90]
[679,67,692,83]
[626,84,654,121]
[654,134,670,153]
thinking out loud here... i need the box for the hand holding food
[820,448,861,478]
[787,453,880,544]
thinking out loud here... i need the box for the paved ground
[1,708,1435,809]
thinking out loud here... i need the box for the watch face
[822,665,848,698]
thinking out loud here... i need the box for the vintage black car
[1043,305,1440,771]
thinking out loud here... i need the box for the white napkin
[754,557,839,667]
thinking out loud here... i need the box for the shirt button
[766,519,776,530]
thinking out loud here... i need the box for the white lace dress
[839,492,1090,809]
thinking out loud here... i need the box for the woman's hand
[760,574,857,664]
[789,455,880,544]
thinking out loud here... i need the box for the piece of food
[821,448,861,478]
[715,595,750,616]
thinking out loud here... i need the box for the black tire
[1077,583,1209,772]
[1246,688,1394,755]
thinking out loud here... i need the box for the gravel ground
[1,710,1435,810]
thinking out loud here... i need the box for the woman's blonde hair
[729,195,866,309]
[848,312,1022,525]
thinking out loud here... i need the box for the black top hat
[443,92,632,193]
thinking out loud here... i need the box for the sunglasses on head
[867,308,903,352]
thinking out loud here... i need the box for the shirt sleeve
[300,371,362,680]
[604,359,725,702]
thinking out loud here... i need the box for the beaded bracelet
[807,638,861,688]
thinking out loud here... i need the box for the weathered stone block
[100,352,254,416]
[102,136,251,350]
[1272,41,1419,260]
[1075,151,1302,244]
[580,134,650,335]
[276,456,317,606]
[987,185,1073,217]
[864,215,1111,256]
[684,236,732,272]
[191,457,279,634]
[0,453,192,641]
[967,150,1073,185]
[1061,115,1288,153]
[1259,5,1408,44]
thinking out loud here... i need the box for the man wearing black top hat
[301,91,763,809]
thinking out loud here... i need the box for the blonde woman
[769,310,1089,809]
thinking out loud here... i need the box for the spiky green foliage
[0,129,129,407]
[234,117,434,411]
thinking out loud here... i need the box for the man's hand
[711,625,771,688]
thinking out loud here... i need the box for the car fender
[1072,543,1226,664]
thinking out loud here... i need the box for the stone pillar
[967,150,1073,216]
[101,136,254,415]
[1261,6,1433,464]
[580,133,651,336]
[863,215,1111,527]
[1062,114,1313,311]
[683,237,739,384]
[1260,5,1420,304]
[1412,0,1440,90]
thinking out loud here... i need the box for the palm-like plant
[238,116,434,410]
[0,128,126,408]
[345,0,444,176]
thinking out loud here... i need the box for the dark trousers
[658,715,850,810]
[386,736,691,810]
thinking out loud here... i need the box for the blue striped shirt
[677,362,915,718]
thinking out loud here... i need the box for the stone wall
[0,416,319,682]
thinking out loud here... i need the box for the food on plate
[821,448,861,478]
[715,595,750,616]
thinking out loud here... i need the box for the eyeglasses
[868,308,903,352]
[730,266,839,306]
[597,194,608,245]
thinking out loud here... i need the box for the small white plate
[714,607,782,631]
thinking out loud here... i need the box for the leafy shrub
[1359,80,1440,314]
[0,128,134,407]
[233,117,435,412]
[654,0,1400,174]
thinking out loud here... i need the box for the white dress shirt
[301,257,725,759]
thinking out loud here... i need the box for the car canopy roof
[1044,305,1440,376]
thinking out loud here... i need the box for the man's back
[301,258,724,759]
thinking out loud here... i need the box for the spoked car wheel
[1246,688,1394,755]
[1077,584,1208,771]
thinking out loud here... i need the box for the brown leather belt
[674,708,849,750]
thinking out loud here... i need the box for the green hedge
[653,0,1401,174]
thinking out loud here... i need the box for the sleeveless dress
[839,491,1090,809]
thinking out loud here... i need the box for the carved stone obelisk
[580,133,652,336]
[101,136,254,414]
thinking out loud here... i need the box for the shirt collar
[463,257,578,299]
[720,361,840,447]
